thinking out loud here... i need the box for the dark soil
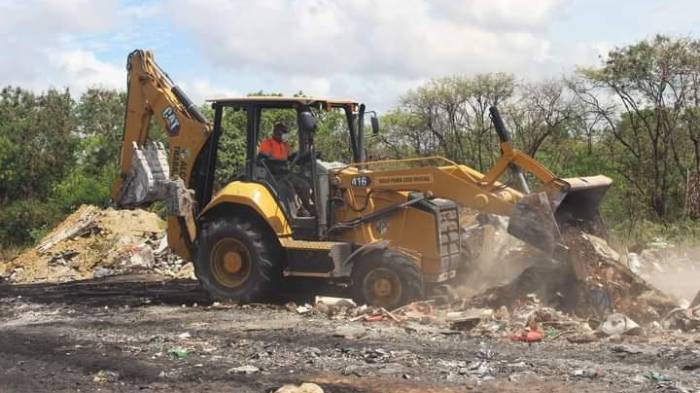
[1,275,698,393]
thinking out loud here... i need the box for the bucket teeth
[116,142,171,206]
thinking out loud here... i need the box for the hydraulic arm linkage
[339,107,611,255]
[112,50,211,257]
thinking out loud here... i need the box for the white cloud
[169,0,566,109]
[0,0,228,103]
[179,79,240,104]
[429,0,563,31]
[50,50,124,92]
[0,0,121,93]
[172,0,561,78]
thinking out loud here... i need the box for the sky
[1,0,699,111]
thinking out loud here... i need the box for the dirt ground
[1,275,698,393]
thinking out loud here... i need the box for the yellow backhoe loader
[113,50,612,309]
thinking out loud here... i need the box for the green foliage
[0,199,61,246]
[0,87,77,202]
[51,165,116,212]
[314,109,353,163]
[0,87,122,248]
[75,89,126,174]
[4,35,700,249]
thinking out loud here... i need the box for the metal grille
[438,207,461,270]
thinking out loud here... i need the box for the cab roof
[208,96,359,109]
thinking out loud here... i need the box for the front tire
[195,217,280,302]
[351,250,424,309]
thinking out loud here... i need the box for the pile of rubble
[285,215,699,341]
[0,205,193,283]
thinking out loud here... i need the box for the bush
[0,199,61,247]
[51,165,115,213]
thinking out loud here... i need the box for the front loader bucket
[554,176,612,232]
[507,175,612,255]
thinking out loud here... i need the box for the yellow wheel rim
[210,238,252,288]
[363,267,402,308]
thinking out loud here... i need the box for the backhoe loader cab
[114,49,612,310]
[203,97,371,239]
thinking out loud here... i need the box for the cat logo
[162,107,181,136]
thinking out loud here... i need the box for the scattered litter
[446,308,493,330]
[643,371,672,382]
[598,313,641,336]
[572,368,604,378]
[296,304,313,314]
[510,329,544,343]
[168,347,189,359]
[610,344,648,355]
[226,365,260,375]
[315,296,356,308]
[92,370,120,383]
[662,306,700,331]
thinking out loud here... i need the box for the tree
[75,89,127,175]
[0,87,77,203]
[574,35,700,219]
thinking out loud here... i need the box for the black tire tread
[195,217,280,303]
[351,249,424,309]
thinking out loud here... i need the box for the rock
[567,332,598,344]
[607,334,624,343]
[226,365,260,375]
[92,369,120,383]
[446,308,493,330]
[93,267,114,279]
[572,368,604,378]
[333,325,367,339]
[275,382,324,393]
[315,296,356,308]
[376,363,411,375]
[610,344,648,355]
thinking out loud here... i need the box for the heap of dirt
[563,228,679,322]
[1,205,193,283]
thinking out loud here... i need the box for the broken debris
[5,205,192,283]
[274,383,324,393]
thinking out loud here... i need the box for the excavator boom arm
[112,49,212,258]
[112,50,210,205]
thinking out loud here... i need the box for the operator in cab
[258,123,313,217]
[259,123,291,161]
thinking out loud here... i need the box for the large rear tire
[195,217,280,302]
[351,250,424,309]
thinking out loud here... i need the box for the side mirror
[299,111,317,133]
[371,116,379,135]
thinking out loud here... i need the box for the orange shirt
[259,137,290,160]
